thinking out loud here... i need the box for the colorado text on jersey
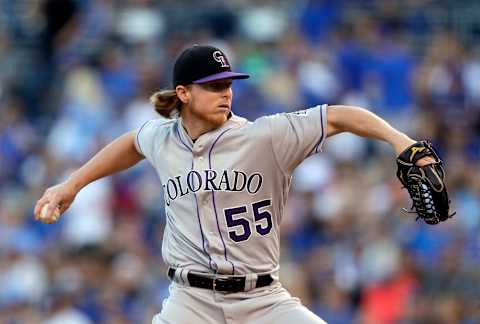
[162,169,264,205]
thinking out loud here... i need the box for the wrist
[390,133,416,155]
[65,172,86,194]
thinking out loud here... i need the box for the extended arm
[68,131,144,191]
[326,105,453,224]
[326,105,416,154]
[34,131,144,222]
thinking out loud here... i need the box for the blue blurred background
[1,0,480,323]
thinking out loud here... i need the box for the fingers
[34,198,47,220]
[46,197,59,215]
[34,187,53,219]
[34,187,64,223]
[38,202,62,224]
[416,156,436,167]
[43,209,60,224]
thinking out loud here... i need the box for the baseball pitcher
[35,45,452,324]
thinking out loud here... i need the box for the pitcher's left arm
[325,105,454,225]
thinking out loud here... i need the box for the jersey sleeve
[134,119,157,163]
[266,104,328,174]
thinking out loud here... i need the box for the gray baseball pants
[152,281,327,324]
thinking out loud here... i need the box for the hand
[416,156,436,167]
[34,180,78,224]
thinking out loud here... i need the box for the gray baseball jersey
[135,104,327,275]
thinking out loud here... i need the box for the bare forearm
[326,105,416,154]
[68,131,144,192]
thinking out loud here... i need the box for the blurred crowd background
[1,0,480,323]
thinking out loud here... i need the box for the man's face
[187,79,233,128]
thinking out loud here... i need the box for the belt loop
[168,267,188,286]
[270,270,279,283]
[245,273,257,291]
[179,268,189,286]
[173,267,179,283]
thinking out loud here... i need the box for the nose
[222,87,232,100]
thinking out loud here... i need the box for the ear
[176,85,191,104]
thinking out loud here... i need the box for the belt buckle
[213,275,244,293]
[213,276,229,291]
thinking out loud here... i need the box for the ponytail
[150,89,182,118]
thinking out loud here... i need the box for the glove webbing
[403,176,440,225]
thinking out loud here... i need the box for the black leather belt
[168,267,273,293]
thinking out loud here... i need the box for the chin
[210,115,228,128]
[206,112,228,128]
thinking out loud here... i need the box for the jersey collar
[176,111,245,146]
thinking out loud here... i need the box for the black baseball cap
[173,45,249,87]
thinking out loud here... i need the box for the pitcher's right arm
[34,131,144,223]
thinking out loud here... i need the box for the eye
[202,81,231,92]
[211,84,223,91]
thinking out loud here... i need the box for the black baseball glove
[396,141,454,225]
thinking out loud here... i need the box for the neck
[180,111,216,141]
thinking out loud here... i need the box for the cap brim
[193,71,250,84]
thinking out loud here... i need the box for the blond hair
[150,89,182,118]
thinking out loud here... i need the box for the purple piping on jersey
[192,184,214,271]
[136,120,152,155]
[312,104,325,154]
[175,122,192,152]
[209,128,236,275]
[174,122,214,271]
